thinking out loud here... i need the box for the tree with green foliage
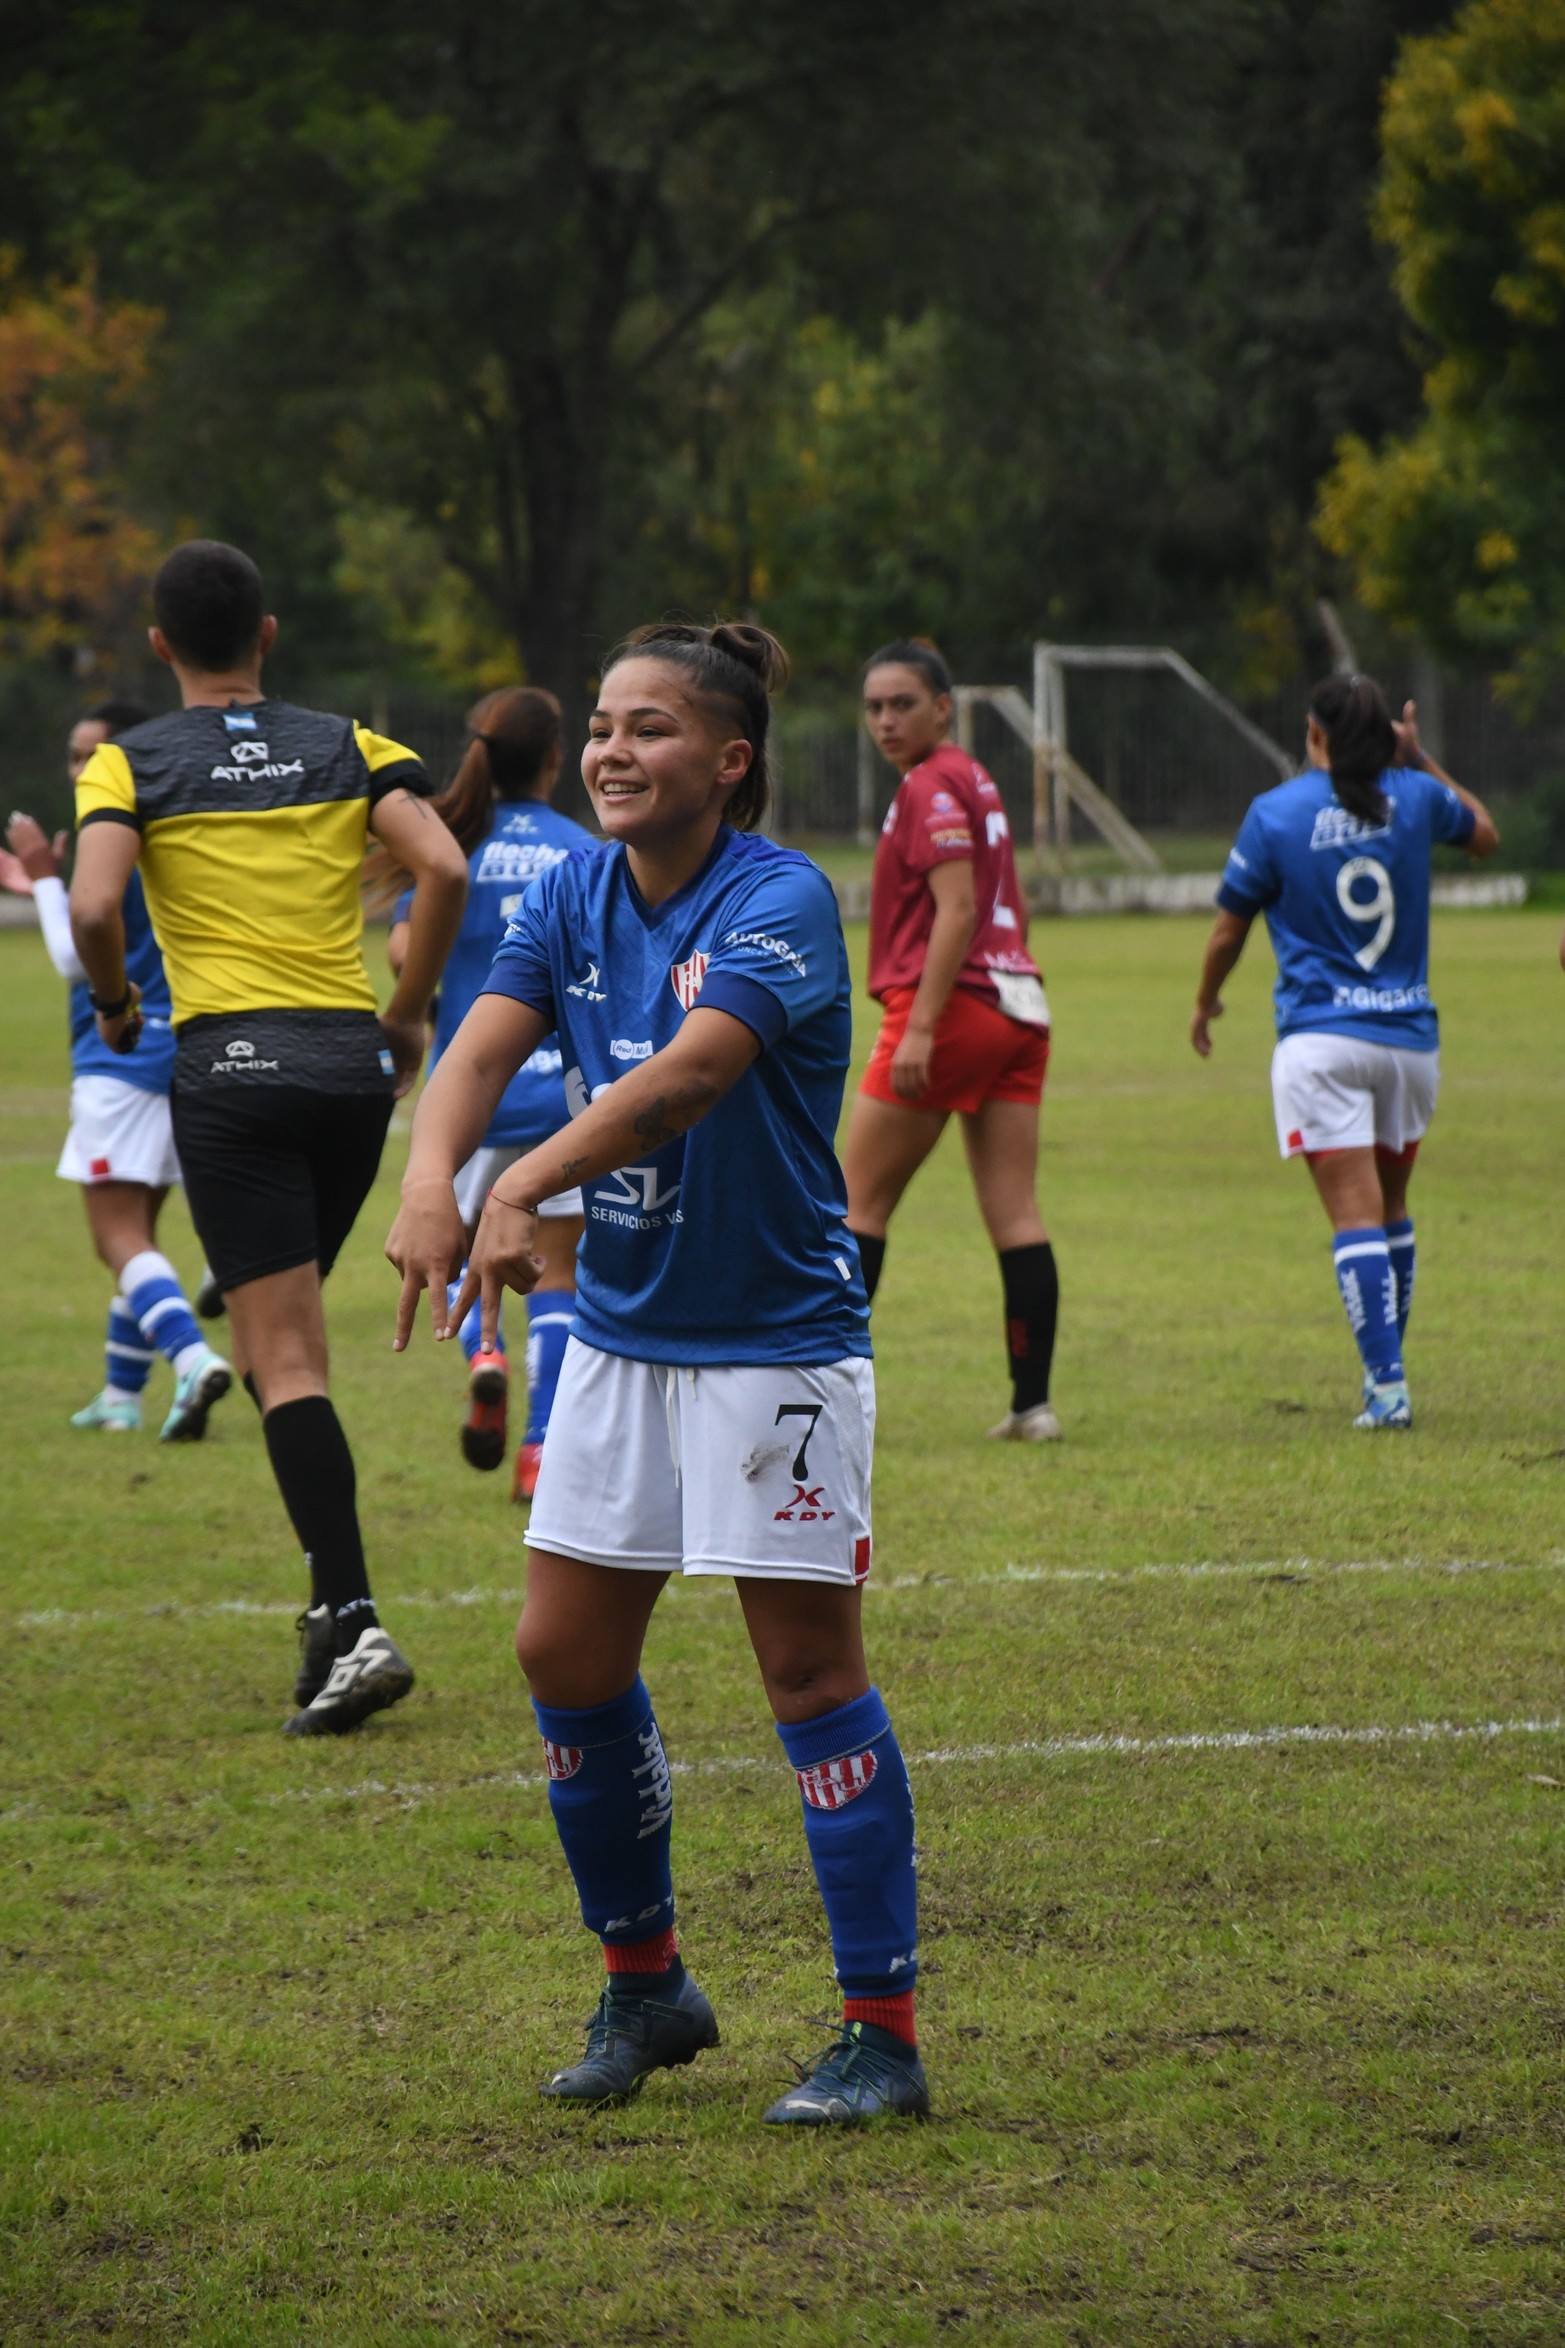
[1318,0,1565,696]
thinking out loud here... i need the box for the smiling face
[863,662,951,773]
[582,657,753,848]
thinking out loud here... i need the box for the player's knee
[514,1607,565,1689]
[758,1650,862,1720]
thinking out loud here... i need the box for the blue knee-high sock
[531,1677,676,1951]
[1386,1217,1415,1340]
[1333,1226,1404,1386]
[120,1250,205,1374]
[525,1290,574,1443]
[451,1274,502,1365]
[105,1296,154,1396]
[776,1687,918,2000]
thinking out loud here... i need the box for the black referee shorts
[170,1012,395,1293]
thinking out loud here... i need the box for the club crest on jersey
[542,1740,583,1781]
[670,949,709,1009]
[797,1749,878,1811]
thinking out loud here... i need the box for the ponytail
[362,683,561,911]
[1308,673,1396,827]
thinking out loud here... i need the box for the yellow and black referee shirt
[75,701,429,1026]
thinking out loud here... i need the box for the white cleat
[986,1403,1062,1443]
[1353,1379,1412,1431]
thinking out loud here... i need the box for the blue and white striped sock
[451,1275,503,1365]
[120,1251,207,1379]
[1386,1217,1415,1340]
[525,1291,574,1444]
[105,1296,154,1398]
[1332,1225,1404,1387]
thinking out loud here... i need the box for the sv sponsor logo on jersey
[594,1163,682,1224]
[669,949,709,1009]
[566,962,607,1000]
[797,1749,878,1811]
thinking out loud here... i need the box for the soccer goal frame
[954,643,1295,874]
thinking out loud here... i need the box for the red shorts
[861,986,1049,1115]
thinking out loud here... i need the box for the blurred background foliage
[1,0,1562,849]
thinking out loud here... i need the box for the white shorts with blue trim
[1271,1032,1439,1160]
[525,1337,875,1587]
[452,1143,582,1229]
[57,1075,181,1189]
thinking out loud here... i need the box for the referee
[70,540,468,1735]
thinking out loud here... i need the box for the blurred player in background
[1192,674,1498,1428]
[388,621,927,2127]
[844,639,1061,1442]
[3,704,229,1438]
[381,687,587,1501]
[70,540,467,1733]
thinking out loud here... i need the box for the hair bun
[709,621,789,694]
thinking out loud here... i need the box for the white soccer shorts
[453,1143,582,1229]
[1271,1032,1440,1160]
[56,1076,181,1188]
[525,1337,876,1588]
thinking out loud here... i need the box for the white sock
[103,1383,141,1406]
[173,1338,210,1378]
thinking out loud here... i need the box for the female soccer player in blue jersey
[384,688,587,1498]
[1192,674,1498,1428]
[388,622,925,2126]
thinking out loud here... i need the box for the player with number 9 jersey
[1193,672,1497,1429]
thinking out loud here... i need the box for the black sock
[999,1242,1058,1413]
[242,1370,263,1413]
[261,1396,373,1620]
[332,1593,380,1653]
[850,1229,886,1304]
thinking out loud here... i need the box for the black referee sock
[262,1395,374,1623]
[999,1242,1058,1414]
[850,1229,886,1304]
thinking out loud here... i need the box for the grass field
[3,909,1564,2346]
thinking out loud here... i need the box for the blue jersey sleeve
[390,887,413,925]
[698,860,843,1049]
[1217,798,1280,915]
[1424,769,1476,847]
[481,866,559,1020]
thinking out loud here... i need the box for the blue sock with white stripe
[120,1251,207,1378]
[524,1289,573,1443]
[1386,1217,1416,1339]
[104,1296,154,1398]
[530,1677,676,1956]
[450,1275,502,1366]
[776,1687,919,2005]
[1332,1226,1404,1387]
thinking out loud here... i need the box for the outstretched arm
[4,815,82,979]
[1191,909,1253,1058]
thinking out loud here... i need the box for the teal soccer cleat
[71,1388,142,1433]
[762,2021,930,2126]
[158,1348,233,1442]
[1354,1378,1412,1431]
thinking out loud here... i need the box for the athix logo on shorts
[542,1740,583,1780]
[566,963,607,1000]
[797,1749,878,1811]
[670,949,709,1009]
[208,1036,281,1075]
[774,1483,835,1523]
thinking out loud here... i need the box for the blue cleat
[1354,1378,1412,1431]
[542,1972,720,2107]
[762,2020,930,2126]
[71,1388,142,1433]
[159,1348,233,1442]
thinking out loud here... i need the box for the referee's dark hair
[84,700,150,736]
[152,541,266,672]
[863,638,953,697]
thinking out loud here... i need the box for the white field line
[12,1553,1565,1634]
[3,1711,1558,1829]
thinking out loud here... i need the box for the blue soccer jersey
[398,799,588,1149]
[481,827,872,1366]
[1217,765,1475,1050]
[69,866,176,1094]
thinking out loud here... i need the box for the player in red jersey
[843,639,1060,1440]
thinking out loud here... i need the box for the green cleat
[159,1348,233,1442]
[71,1389,142,1433]
[762,2021,930,2126]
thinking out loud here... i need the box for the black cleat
[193,1266,226,1320]
[293,1604,336,1708]
[762,2021,930,2126]
[283,1627,414,1736]
[460,1351,508,1471]
[542,1973,719,2107]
